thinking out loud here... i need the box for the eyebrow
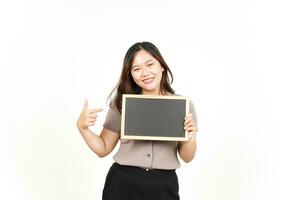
[132,59,154,68]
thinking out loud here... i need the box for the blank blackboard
[121,94,189,141]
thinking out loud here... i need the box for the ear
[162,67,164,72]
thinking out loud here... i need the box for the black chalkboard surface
[121,94,189,141]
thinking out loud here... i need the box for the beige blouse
[103,96,197,170]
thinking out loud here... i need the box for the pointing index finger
[89,108,104,113]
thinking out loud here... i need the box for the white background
[1,0,300,199]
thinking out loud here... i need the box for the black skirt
[102,162,180,200]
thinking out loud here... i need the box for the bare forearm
[178,134,197,162]
[78,128,107,157]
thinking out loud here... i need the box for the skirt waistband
[111,162,176,180]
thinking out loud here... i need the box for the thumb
[83,99,88,111]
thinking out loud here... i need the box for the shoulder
[173,93,197,115]
[108,95,120,111]
[172,93,194,104]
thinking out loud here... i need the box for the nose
[141,66,150,76]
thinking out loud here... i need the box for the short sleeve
[103,102,121,134]
[189,99,198,127]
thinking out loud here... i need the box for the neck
[142,89,162,95]
[141,89,169,96]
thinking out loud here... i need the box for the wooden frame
[121,94,189,141]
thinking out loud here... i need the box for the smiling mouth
[142,77,154,84]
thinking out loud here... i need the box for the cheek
[131,72,141,83]
[154,69,163,79]
[153,66,163,75]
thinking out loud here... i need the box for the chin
[142,84,157,90]
[140,87,157,94]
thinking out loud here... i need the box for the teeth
[143,78,154,83]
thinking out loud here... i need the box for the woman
[76,41,198,200]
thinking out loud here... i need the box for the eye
[148,63,154,67]
[133,68,140,72]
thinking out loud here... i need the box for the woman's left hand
[184,113,198,140]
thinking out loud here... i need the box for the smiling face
[130,50,165,95]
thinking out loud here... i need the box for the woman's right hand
[76,99,104,131]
